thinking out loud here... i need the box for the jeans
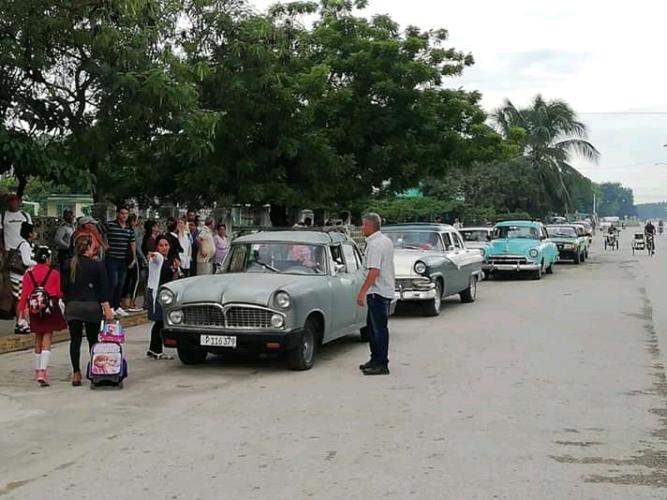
[367,294,392,367]
[150,321,164,354]
[68,320,98,373]
[106,257,128,309]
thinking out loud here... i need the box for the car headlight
[414,261,427,275]
[159,288,174,306]
[528,249,539,258]
[270,314,285,329]
[168,310,183,325]
[275,291,291,310]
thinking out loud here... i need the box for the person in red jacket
[18,247,67,386]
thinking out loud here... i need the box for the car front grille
[182,305,225,327]
[488,256,528,266]
[181,304,275,329]
[225,307,273,329]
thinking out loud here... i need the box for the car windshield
[493,226,539,240]
[547,226,577,237]
[385,231,443,251]
[225,243,328,275]
[460,230,489,242]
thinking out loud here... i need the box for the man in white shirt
[357,212,395,375]
[0,194,32,251]
[54,209,74,268]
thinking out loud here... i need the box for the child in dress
[18,247,67,387]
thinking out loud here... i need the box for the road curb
[0,312,149,355]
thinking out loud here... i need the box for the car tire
[546,263,554,274]
[423,280,443,317]
[574,252,581,264]
[532,262,543,280]
[288,321,317,371]
[177,346,208,365]
[460,276,477,303]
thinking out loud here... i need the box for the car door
[440,231,466,294]
[327,244,357,340]
[540,226,557,265]
[342,243,366,327]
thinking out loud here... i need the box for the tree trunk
[16,174,27,199]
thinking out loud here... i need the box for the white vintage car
[383,223,484,316]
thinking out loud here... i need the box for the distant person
[142,220,160,256]
[213,223,229,271]
[165,217,184,263]
[188,220,199,277]
[72,216,104,258]
[0,193,32,252]
[10,222,38,334]
[122,214,143,312]
[196,217,215,275]
[18,247,66,386]
[453,218,462,229]
[62,235,114,387]
[146,235,179,360]
[104,206,137,317]
[357,213,395,376]
[177,218,193,277]
[54,209,75,269]
[303,217,313,228]
[645,220,656,237]
[434,216,443,224]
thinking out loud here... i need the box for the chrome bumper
[394,289,437,301]
[483,263,540,272]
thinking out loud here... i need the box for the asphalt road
[2,230,667,500]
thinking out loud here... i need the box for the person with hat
[0,194,32,252]
[71,216,105,259]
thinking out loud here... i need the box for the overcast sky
[250,0,667,203]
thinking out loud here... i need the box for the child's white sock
[35,353,40,371]
[39,351,51,370]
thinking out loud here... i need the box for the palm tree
[492,94,599,212]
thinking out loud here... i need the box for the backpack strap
[27,270,38,288]
[40,268,54,288]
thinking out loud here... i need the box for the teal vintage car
[545,225,587,264]
[485,220,558,280]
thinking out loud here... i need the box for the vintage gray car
[383,223,484,316]
[159,230,368,370]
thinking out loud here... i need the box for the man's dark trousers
[106,257,128,309]
[366,293,391,367]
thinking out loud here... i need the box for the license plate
[200,335,237,348]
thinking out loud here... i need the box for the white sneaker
[115,308,129,318]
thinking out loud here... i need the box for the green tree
[597,182,636,218]
[0,0,215,202]
[492,95,599,212]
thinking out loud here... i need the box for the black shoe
[362,365,390,376]
[359,360,374,371]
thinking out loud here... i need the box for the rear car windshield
[546,226,577,237]
[460,230,489,242]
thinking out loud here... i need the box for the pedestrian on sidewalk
[62,235,114,387]
[18,247,67,386]
[213,223,229,272]
[196,217,215,276]
[165,217,184,264]
[176,218,193,277]
[10,222,38,334]
[104,206,137,318]
[1,193,32,252]
[54,209,74,271]
[357,213,395,376]
[146,235,179,360]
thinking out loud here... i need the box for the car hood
[164,273,309,307]
[464,242,489,250]
[488,238,540,256]
[394,248,437,277]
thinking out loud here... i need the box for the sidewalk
[0,312,149,354]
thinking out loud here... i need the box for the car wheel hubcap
[303,333,314,362]
[434,285,441,311]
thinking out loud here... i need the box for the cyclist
[645,221,657,255]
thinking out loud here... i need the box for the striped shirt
[105,220,135,260]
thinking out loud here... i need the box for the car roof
[234,230,349,245]
[383,223,455,231]
[460,227,491,231]
[495,220,542,227]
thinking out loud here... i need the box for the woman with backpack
[10,222,38,334]
[18,247,67,386]
[62,235,115,386]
